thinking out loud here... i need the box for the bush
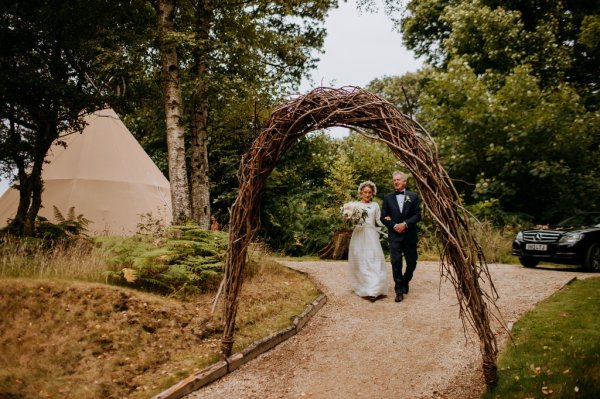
[36,206,91,241]
[102,225,229,296]
[417,206,523,264]
[260,189,341,256]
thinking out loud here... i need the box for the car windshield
[555,213,600,228]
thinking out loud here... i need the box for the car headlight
[516,231,523,240]
[559,232,584,244]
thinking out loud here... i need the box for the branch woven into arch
[221,86,500,386]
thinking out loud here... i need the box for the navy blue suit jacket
[380,190,421,243]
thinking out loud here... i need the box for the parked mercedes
[512,212,600,271]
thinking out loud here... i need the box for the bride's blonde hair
[357,180,377,196]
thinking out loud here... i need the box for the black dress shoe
[394,293,404,302]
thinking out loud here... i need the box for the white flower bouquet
[340,202,368,227]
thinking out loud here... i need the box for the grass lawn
[483,277,600,399]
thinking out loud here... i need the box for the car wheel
[583,243,600,272]
[519,257,539,268]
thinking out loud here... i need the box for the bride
[347,181,388,302]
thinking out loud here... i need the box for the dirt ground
[187,261,593,399]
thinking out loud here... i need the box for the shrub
[417,207,521,263]
[260,189,341,256]
[102,226,229,296]
[36,206,91,241]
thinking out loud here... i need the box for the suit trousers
[389,239,418,294]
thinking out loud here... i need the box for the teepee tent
[0,108,172,235]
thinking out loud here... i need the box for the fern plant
[102,226,229,296]
[33,206,91,242]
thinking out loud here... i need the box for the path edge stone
[151,292,327,399]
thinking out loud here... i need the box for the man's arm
[380,196,395,229]
[403,194,421,228]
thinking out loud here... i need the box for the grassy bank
[483,277,600,399]
[0,233,320,399]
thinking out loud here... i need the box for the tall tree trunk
[11,170,42,237]
[7,112,54,236]
[189,0,211,229]
[156,0,191,224]
[23,149,47,235]
[10,172,31,236]
[7,108,30,235]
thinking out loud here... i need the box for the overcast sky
[299,0,422,92]
[298,0,422,138]
[0,0,422,197]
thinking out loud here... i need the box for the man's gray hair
[392,171,408,180]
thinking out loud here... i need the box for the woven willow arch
[221,87,499,386]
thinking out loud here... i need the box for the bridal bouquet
[340,202,368,227]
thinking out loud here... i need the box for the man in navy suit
[381,171,421,303]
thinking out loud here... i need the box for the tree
[339,131,403,196]
[363,0,600,222]
[366,70,429,118]
[260,132,340,255]
[185,0,335,228]
[140,0,335,228]
[418,60,600,220]
[397,0,600,107]
[155,0,192,224]
[0,0,153,236]
[324,151,356,205]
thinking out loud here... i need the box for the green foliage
[2,205,94,245]
[324,151,356,205]
[357,0,598,226]
[262,189,341,256]
[417,60,600,222]
[258,131,406,255]
[0,0,156,235]
[260,133,341,255]
[398,0,600,101]
[340,132,403,196]
[367,70,429,116]
[483,278,600,399]
[416,202,525,263]
[119,0,337,218]
[101,226,228,296]
[397,0,457,67]
[466,199,528,228]
[46,206,91,236]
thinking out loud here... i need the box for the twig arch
[221,86,499,386]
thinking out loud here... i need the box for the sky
[299,0,422,92]
[298,0,422,138]
[0,0,422,198]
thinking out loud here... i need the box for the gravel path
[186,261,592,399]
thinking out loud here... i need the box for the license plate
[526,243,547,251]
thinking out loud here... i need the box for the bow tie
[395,191,405,195]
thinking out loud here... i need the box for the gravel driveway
[186,261,592,399]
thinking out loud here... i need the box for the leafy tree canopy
[419,59,600,220]
[0,0,154,234]
[396,0,600,108]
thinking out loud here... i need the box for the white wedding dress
[347,201,388,297]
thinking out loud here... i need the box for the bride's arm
[374,203,386,228]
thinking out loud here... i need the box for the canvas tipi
[0,108,172,235]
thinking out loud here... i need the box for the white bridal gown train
[347,201,388,297]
